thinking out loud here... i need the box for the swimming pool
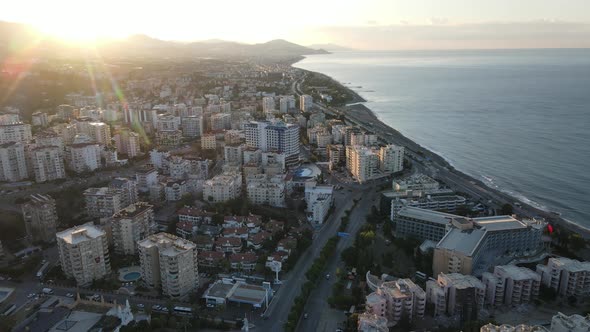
[122,272,141,281]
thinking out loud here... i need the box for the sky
[2,0,590,49]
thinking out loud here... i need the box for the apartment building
[108,177,138,208]
[300,94,313,111]
[279,96,296,113]
[536,257,590,297]
[164,179,187,201]
[394,174,440,192]
[21,194,58,243]
[65,142,101,173]
[246,174,285,207]
[224,144,244,166]
[138,233,199,300]
[433,216,546,276]
[262,96,275,114]
[181,115,204,137]
[111,202,155,255]
[29,145,66,182]
[155,129,182,146]
[84,187,123,219]
[304,181,334,225]
[32,112,49,127]
[210,113,231,130]
[0,142,29,182]
[113,129,141,157]
[346,145,379,183]
[0,122,32,144]
[357,313,389,332]
[378,144,404,173]
[365,279,426,327]
[201,133,216,150]
[56,223,111,287]
[203,172,242,203]
[482,265,541,307]
[87,122,111,145]
[135,166,158,192]
[426,273,485,317]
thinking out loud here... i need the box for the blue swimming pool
[123,272,141,281]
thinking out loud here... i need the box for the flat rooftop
[397,206,457,225]
[56,223,105,245]
[495,265,540,281]
[229,283,268,305]
[473,215,528,231]
[440,273,484,290]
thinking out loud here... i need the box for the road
[297,183,381,332]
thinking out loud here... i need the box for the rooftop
[138,232,196,256]
[439,273,484,290]
[56,223,105,245]
[397,206,457,225]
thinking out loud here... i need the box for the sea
[294,49,590,228]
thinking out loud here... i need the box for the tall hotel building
[245,120,299,166]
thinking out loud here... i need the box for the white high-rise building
[56,223,111,287]
[29,145,66,183]
[22,194,58,243]
[0,142,28,182]
[304,181,334,225]
[111,202,155,255]
[300,94,313,111]
[279,96,296,113]
[536,257,590,298]
[138,233,199,300]
[88,122,111,145]
[379,144,404,173]
[346,145,379,183]
[244,120,299,166]
[181,115,204,137]
[84,187,123,219]
[262,96,275,114]
[224,144,244,166]
[0,122,32,144]
[66,142,101,173]
[157,114,180,131]
[482,265,541,308]
[31,112,49,127]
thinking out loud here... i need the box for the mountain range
[0,21,329,60]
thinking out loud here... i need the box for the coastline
[292,64,590,241]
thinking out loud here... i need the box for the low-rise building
[203,172,242,203]
[215,237,243,254]
[357,313,389,332]
[229,252,258,272]
[198,250,225,268]
[365,279,426,327]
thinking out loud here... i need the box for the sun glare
[34,19,129,44]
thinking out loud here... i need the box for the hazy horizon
[2,0,590,50]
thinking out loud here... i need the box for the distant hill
[308,43,355,52]
[0,21,328,60]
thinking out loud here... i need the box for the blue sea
[294,49,590,227]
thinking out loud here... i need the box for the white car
[206,304,215,308]
[66,293,74,298]
[137,303,145,308]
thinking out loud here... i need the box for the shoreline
[292,64,590,240]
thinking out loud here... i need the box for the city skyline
[2,0,590,49]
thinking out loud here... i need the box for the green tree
[500,203,514,215]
